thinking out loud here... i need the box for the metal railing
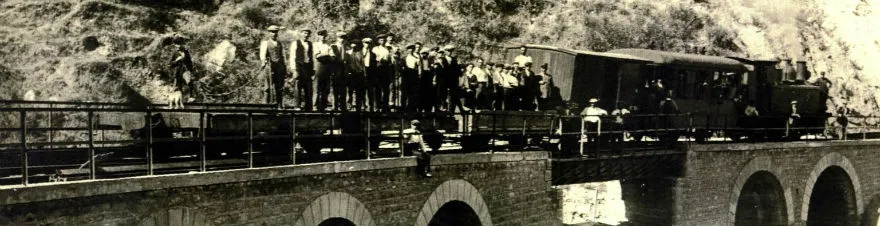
[1,101,878,186]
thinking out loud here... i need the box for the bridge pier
[668,141,880,226]
[620,177,679,226]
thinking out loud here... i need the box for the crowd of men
[257,25,558,112]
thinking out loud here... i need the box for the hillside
[0,0,878,116]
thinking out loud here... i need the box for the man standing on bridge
[581,98,607,144]
[290,29,315,111]
[259,25,288,109]
[404,120,432,177]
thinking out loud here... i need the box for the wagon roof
[609,48,747,71]
[506,44,652,62]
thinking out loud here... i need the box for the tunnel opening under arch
[428,200,482,226]
[807,166,857,226]
[317,217,357,226]
[734,171,787,226]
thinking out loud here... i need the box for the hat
[362,38,372,43]
[791,100,798,104]
[316,30,328,36]
[405,45,415,50]
[589,98,599,103]
[540,63,548,69]
[420,50,430,55]
[266,25,284,32]
[376,34,387,39]
[336,32,346,37]
[300,29,312,33]
[443,45,456,51]
[410,119,421,125]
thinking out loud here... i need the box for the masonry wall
[673,141,880,226]
[0,152,558,226]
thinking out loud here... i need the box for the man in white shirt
[502,65,519,110]
[581,98,608,143]
[259,25,287,109]
[514,45,533,68]
[471,58,489,110]
[313,30,333,111]
[372,35,392,111]
[402,44,420,112]
[610,101,630,150]
[289,29,314,110]
[404,120,432,177]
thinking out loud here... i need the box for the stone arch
[294,192,374,226]
[138,207,212,226]
[801,152,863,222]
[727,156,794,226]
[414,179,493,226]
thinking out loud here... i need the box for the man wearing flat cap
[404,119,432,177]
[313,30,334,111]
[290,29,314,110]
[347,40,368,112]
[330,32,349,111]
[259,25,288,108]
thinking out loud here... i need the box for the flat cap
[266,25,285,31]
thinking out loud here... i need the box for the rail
[1,101,877,186]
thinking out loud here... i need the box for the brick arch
[414,179,493,226]
[294,192,373,226]
[800,152,863,221]
[727,156,794,226]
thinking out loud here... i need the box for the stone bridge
[0,152,555,226]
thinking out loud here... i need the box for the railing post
[19,110,28,186]
[48,103,53,144]
[247,112,254,168]
[579,118,585,156]
[290,114,296,165]
[366,116,371,160]
[399,115,405,158]
[87,111,96,180]
[490,114,497,154]
[146,110,153,176]
[199,111,206,172]
[522,115,528,148]
[330,114,335,154]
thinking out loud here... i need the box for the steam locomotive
[506,45,828,143]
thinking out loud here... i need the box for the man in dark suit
[289,29,314,111]
[330,32,348,111]
[363,38,380,112]
[418,50,436,112]
[347,41,367,112]
[436,46,460,112]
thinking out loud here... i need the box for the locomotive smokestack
[796,61,809,81]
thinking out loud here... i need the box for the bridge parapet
[0,151,557,226]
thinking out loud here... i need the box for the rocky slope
[0,0,877,115]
